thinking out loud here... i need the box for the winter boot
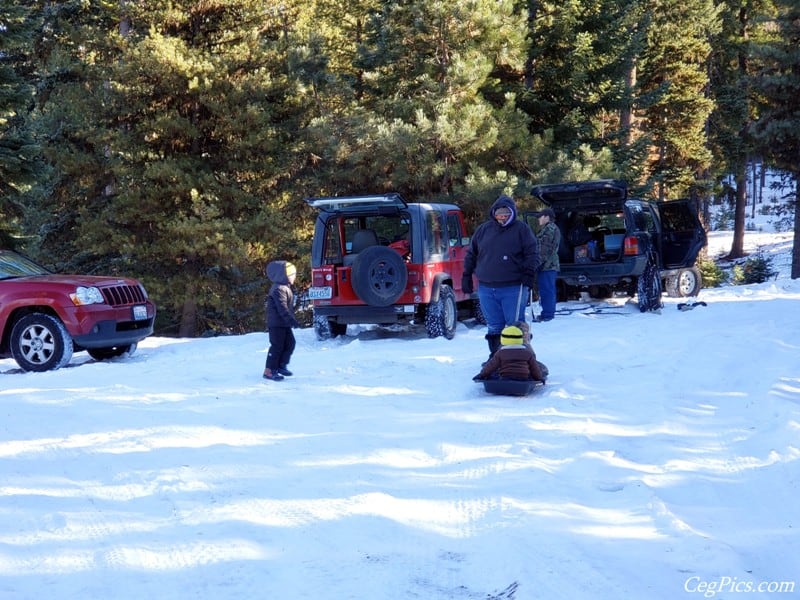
[482,333,502,365]
[263,368,284,381]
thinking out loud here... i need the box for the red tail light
[624,236,639,255]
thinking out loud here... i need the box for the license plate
[308,286,333,300]
[133,304,148,320]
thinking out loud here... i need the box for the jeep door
[656,199,707,269]
[444,209,471,299]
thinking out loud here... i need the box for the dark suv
[305,193,479,339]
[528,180,707,309]
[1,249,156,371]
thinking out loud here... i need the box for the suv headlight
[70,286,105,306]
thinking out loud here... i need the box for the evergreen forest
[2,0,799,336]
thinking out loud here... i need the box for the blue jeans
[478,283,528,334]
[537,270,557,320]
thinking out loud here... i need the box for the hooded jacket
[265,260,299,329]
[476,343,545,381]
[464,195,540,287]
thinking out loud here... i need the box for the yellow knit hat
[285,262,296,277]
[500,325,524,346]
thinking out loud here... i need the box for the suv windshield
[0,250,50,279]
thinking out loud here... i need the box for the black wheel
[87,343,137,361]
[665,267,702,297]
[425,284,457,339]
[10,313,74,372]
[472,298,486,325]
[314,313,331,340]
[351,245,408,307]
[637,258,663,312]
[313,313,347,341]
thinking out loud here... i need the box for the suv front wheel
[10,313,74,372]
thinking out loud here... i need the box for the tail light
[624,236,640,255]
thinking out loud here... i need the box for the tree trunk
[728,168,748,258]
[792,176,800,280]
[179,295,198,337]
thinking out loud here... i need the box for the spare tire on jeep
[351,245,408,307]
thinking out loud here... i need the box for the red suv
[305,193,480,339]
[0,249,156,372]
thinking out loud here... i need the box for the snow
[2,225,798,600]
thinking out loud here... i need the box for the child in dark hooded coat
[473,324,546,383]
[263,260,300,381]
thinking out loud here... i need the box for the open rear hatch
[305,193,407,215]
[531,179,627,210]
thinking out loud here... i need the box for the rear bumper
[313,304,417,325]
[558,256,647,287]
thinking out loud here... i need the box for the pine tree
[0,1,43,246]
[634,0,720,199]
[707,0,776,259]
[752,0,800,278]
[102,0,314,334]
[304,0,536,215]
[28,0,314,335]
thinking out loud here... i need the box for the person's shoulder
[498,344,531,356]
[512,220,536,239]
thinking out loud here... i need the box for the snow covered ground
[1,226,798,599]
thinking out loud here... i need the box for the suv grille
[101,284,146,306]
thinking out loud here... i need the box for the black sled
[478,361,548,397]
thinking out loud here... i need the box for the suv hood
[10,274,137,287]
[531,179,627,209]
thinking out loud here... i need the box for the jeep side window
[426,211,446,258]
[446,212,463,247]
[628,203,655,233]
[641,207,658,234]
[660,202,695,232]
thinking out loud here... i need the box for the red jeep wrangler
[305,194,480,340]
[0,249,156,372]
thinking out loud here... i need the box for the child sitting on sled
[473,324,547,384]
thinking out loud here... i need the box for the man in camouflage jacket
[535,208,561,321]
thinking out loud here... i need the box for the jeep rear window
[333,215,410,257]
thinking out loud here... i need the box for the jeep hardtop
[305,193,480,339]
[528,180,707,308]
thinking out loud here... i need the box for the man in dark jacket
[535,207,561,321]
[461,195,540,360]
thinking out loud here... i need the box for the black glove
[522,274,536,289]
[462,274,474,294]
